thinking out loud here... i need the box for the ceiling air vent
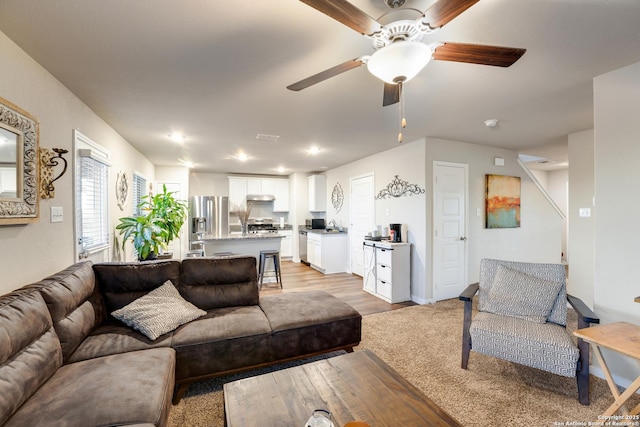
[255,133,280,142]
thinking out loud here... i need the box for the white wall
[0,31,155,294]
[425,137,563,285]
[568,129,595,306]
[189,172,229,197]
[592,61,640,383]
[325,136,562,303]
[326,139,428,302]
[548,169,568,261]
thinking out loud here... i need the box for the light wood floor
[259,260,416,316]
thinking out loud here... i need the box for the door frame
[432,161,469,301]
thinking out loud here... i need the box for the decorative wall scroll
[485,174,521,228]
[375,175,425,199]
[331,182,344,212]
[0,96,39,225]
[116,170,129,210]
[39,147,69,199]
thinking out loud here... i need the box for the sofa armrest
[567,294,600,328]
[459,282,479,302]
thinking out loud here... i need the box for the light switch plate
[579,208,591,218]
[51,206,63,223]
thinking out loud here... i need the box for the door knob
[460,236,467,241]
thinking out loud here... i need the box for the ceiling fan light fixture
[367,41,431,84]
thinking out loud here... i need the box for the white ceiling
[1,0,639,175]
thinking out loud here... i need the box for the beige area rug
[168,300,636,426]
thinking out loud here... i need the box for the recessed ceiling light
[276,166,286,173]
[236,152,249,162]
[307,146,322,155]
[484,119,499,128]
[168,132,186,143]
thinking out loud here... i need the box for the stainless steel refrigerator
[190,196,229,240]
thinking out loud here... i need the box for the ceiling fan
[287,0,526,108]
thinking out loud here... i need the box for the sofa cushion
[179,256,259,309]
[25,261,106,361]
[112,280,206,340]
[67,324,174,363]
[172,305,272,380]
[0,289,63,425]
[93,259,181,313]
[478,258,568,326]
[259,290,362,360]
[5,348,175,427]
[470,311,579,377]
[483,265,562,323]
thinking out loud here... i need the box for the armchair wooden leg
[461,300,472,369]
[577,336,590,405]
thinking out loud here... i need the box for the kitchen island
[194,234,284,261]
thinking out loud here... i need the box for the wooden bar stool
[258,249,282,290]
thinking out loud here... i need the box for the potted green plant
[141,184,188,255]
[116,214,166,261]
[117,184,188,261]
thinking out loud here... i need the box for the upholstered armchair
[459,259,599,405]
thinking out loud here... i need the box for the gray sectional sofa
[0,256,362,426]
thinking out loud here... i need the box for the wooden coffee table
[224,349,462,426]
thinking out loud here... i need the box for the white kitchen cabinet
[307,231,347,274]
[279,229,293,258]
[307,232,322,268]
[228,177,247,209]
[362,241,411,303]
[246,178,262,195]
[228,177,290,211]
[272,179,289,212]
[308,175,326,212]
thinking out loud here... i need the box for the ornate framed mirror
[0,96,39,225]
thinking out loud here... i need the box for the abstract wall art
[485,174,521,228]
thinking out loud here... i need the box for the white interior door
[349,173,374,276]
[433,162,468,301]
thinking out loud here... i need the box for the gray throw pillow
[483,265,563,323]
[112,280,206,340]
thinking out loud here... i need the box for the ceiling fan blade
[287,59,364,91]
[422,0,479,29]
[299,0,382,35]
[383,83,400,106]
[433,43,526,67]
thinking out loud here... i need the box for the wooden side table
[574,321,640,416]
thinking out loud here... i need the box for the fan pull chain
[398,81,406,143]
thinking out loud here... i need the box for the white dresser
[363,240,411,303]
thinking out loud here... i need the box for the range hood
[246,194,275,202]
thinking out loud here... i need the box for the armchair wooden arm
[459,282,479,369]
[459,282,479,302]
[567,294,600,328]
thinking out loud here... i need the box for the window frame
[74,130,111,257]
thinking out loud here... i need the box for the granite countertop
[305,228,348,235]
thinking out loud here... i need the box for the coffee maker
[389,223,402,242]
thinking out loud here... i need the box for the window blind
[132,173,147,216]
[78,155,109,252]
